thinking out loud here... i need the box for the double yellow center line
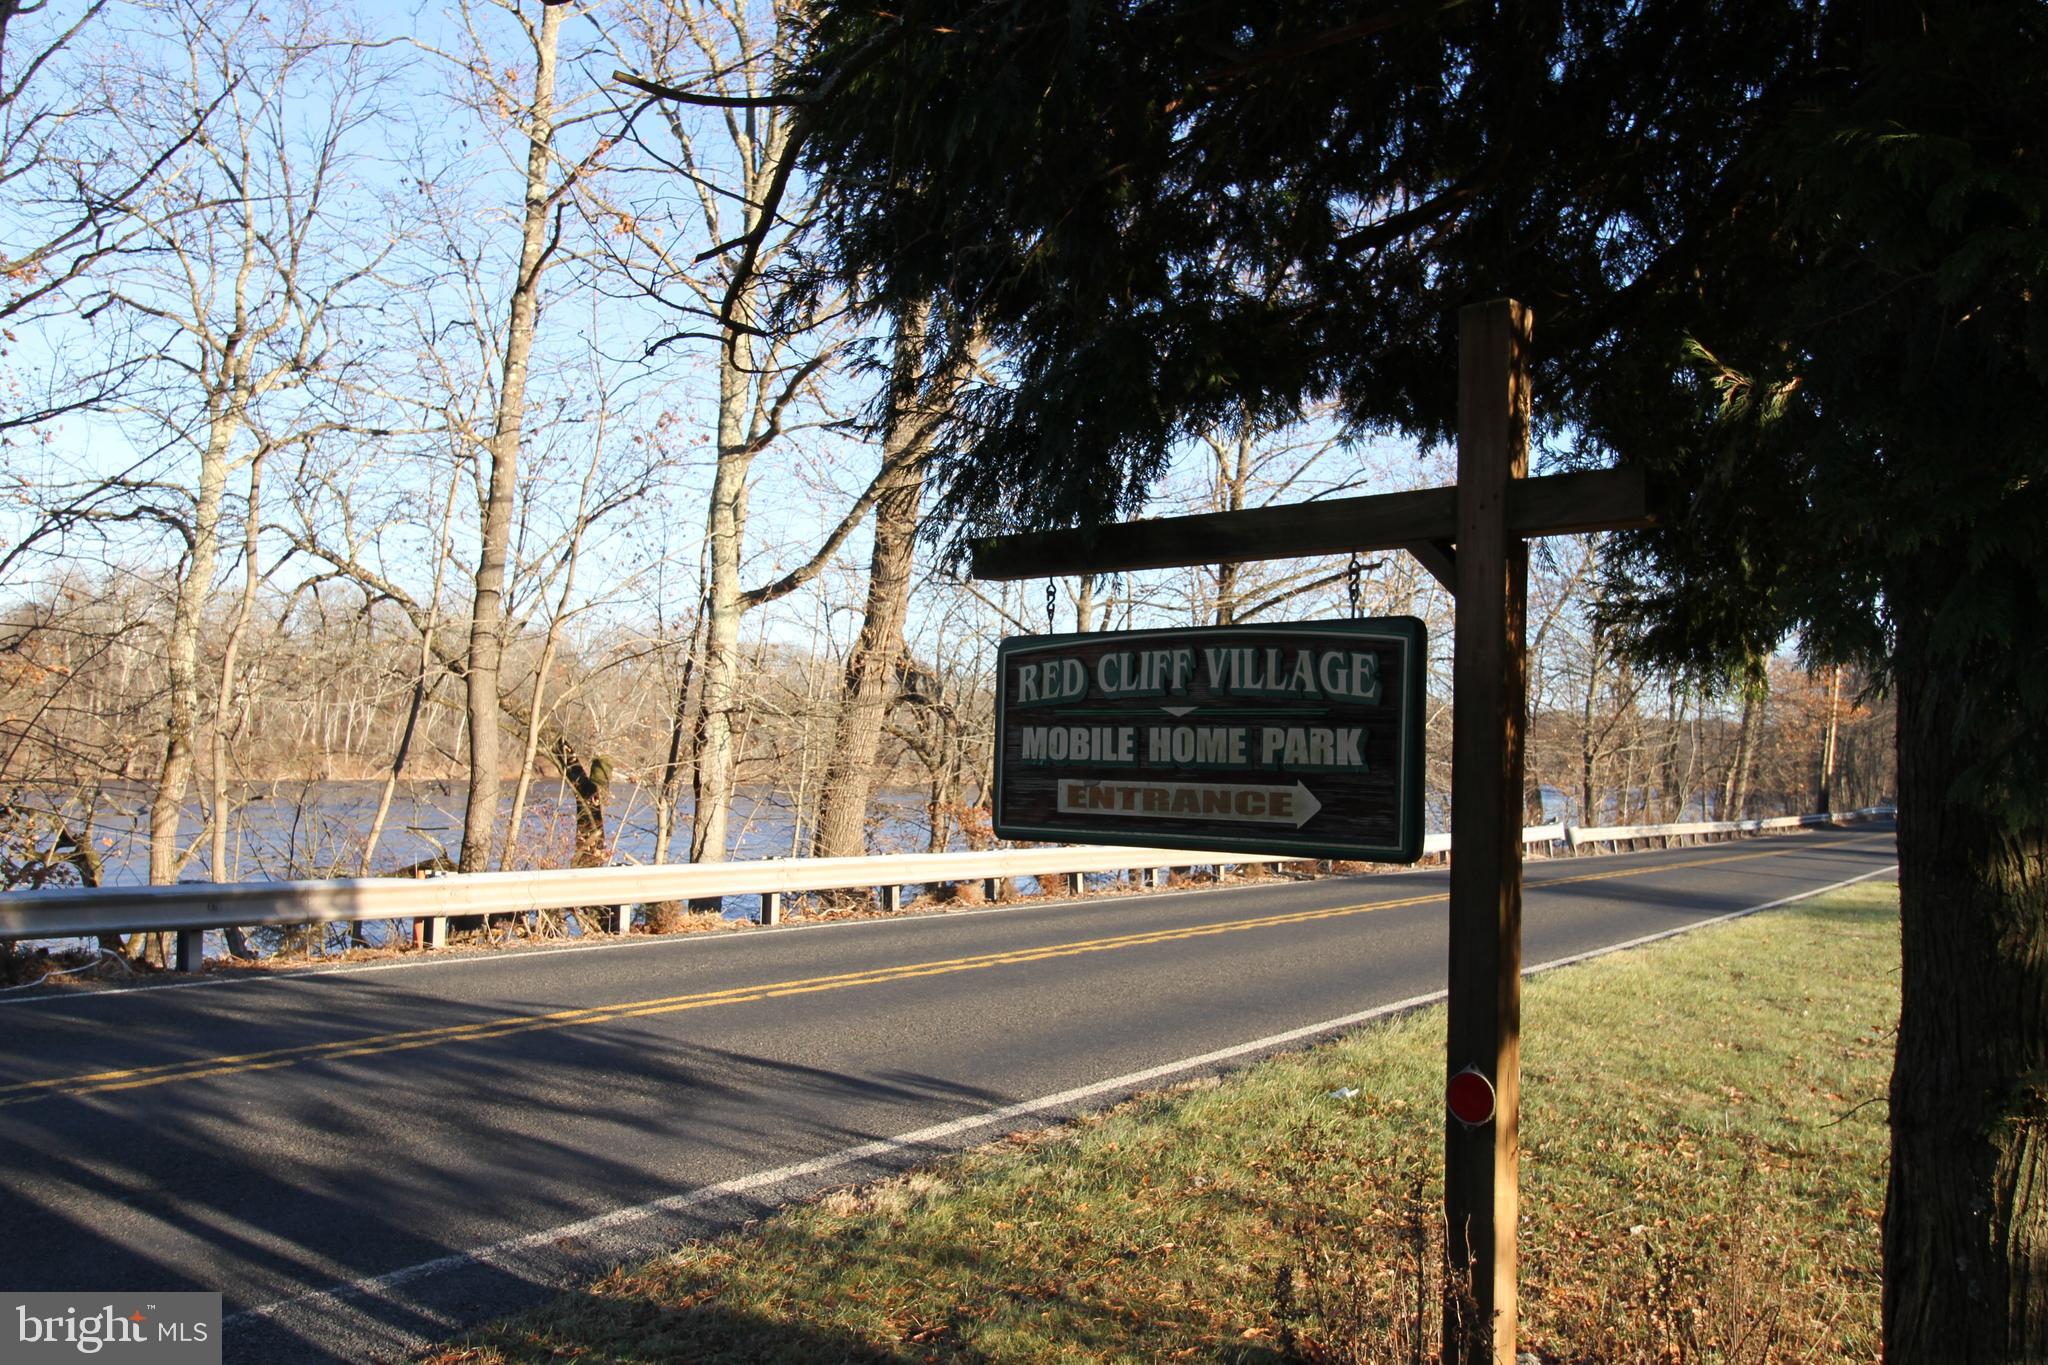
[0,839,1880,1108]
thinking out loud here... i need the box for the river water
[21,780,950,884]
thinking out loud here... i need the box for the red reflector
[1448,1067,1496,1126]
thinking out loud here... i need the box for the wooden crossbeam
[968,466,1654,582]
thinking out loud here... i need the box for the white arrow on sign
[1054,778,1324,829]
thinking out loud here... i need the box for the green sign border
[992,617,1428,862]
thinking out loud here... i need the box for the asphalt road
[0,824,1897,1362]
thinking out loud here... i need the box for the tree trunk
[686,272,763,888]
[207,449,266,960]
[1208,428,1250,625]
[1074,573,1097,633]
[1654,688,1687,821]
[1615,658,1641,820]
[809,310,953,861]
[1884,605,2048,1360]
[927,731,957,855]
[653,598,705,869]
[689,393,747,881]
[459,0,561,874]
[808,462,922,860]
[1577,619,1603,825]
[548,735,610,869]
[1578,731,1598,828]
[148,413,235,885]
[1818,664,1842,815]
[209,449,265,887]
[1725,688,1759,820]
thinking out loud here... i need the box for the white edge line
[1523,861,1898,978]
[225,984,1451,1330]
[227,856,1899,1331]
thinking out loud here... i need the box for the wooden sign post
[1445,298,1530,1361]
[971,299,1642,1364]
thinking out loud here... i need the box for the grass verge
[420,880,1897,1364]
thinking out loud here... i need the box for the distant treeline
[1,561,1892,895]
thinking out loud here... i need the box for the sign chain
[1347,553,1362,618]
[1047,580,1057,633]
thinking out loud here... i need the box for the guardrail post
[418,915,447,950]
[760,892,781,926]
[174,929,205,972]
[985,877,1003,902]
[612,904,634,934]
[876,884,902,913]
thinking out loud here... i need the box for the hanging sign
[992,618,1427,861]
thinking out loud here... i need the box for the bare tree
[606,0,926,881]
[502,355,634,871]
[609,0,820,875]
[64,1,396,886]
[425,0,592,871]
[0,2,219,368]
[357,465,464,874]
[809,306,981,859]
[1186,414,1357,627]
[286,263,682,891]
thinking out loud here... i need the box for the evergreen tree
[787,1,2048,1354]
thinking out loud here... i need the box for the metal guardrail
[0,805,1893,969]
[1558,807,1890,850]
